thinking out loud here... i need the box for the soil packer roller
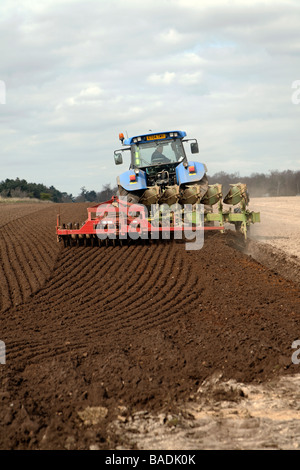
[56,130,260,247]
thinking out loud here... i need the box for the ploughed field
[0,198,299,450]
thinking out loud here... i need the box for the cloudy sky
[1,0,300,196]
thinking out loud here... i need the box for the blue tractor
[114,130,209,207]
[55,129,261,246]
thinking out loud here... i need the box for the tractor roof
[123,130,186,145]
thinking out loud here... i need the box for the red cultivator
[56,196,225,248]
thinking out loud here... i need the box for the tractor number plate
[146,134,166,141]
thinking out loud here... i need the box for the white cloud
[160,28,183,45]
[0,0,299,195]
[178,71,202,85]
[147,72,176,85]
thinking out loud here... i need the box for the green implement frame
[205,198,260,239]
[203,183,260,238]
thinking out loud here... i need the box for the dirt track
[0,198,299,450]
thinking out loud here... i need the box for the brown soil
[0,200,299,450]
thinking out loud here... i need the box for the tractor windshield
[131,138,186,168]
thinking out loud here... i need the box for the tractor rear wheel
[118,187,141,204]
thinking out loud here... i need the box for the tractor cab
[130,135,186,169]
[114,131,199,169]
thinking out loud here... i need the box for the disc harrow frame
[56,194,260,247]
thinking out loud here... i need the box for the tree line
[208,170,300,197]
[74,184,118,203]
[0,178,68,202]
[0,178,117,203]
[0,170,299,203]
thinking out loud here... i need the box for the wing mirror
[114,152,123,165]
[190,142,199,154]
